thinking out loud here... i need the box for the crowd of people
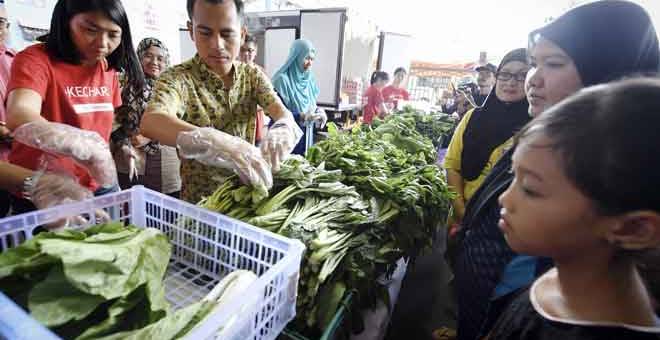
[0,0,312,211]
[0,0,659,339]
[445,1,660,339]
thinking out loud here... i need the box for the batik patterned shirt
[147,55,278,203]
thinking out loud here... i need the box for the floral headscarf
[112,37,170,152]
[137,37,171,69]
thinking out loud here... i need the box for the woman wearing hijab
[111,37,181,197]
[451,2,660,339]
[443,48,530,224]
[272,39,327,155]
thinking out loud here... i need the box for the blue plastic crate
[0,186,305,340]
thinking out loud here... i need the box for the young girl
[6,0,143,197]
[490,78,660,339]
[453,2,659,338]
[362,71,390,124]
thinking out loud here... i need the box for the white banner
[121,0,183,65]
[5,0,183,65]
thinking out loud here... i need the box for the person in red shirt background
[382,67,410,110]
[362,71,390,124]
[5,0,144,208]
[0,3,15,162]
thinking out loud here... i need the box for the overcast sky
[329,0,660,63]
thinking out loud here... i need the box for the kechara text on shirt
[65,86,111,98]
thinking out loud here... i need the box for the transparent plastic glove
[300,106,315,122]
[29,172,110,231]
[176,127,273,189]
[312,108,328,128]
[13,121,118,187]
[120,144,138,181]
[261,117,303,173]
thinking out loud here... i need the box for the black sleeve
[462,147,514,227]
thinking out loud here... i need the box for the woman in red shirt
[362,71,390,124]
[382,67,410,110]
[6,0,143,200]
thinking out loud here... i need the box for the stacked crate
[341,77,364,106]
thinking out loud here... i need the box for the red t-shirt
[382,85,410,103]
[8,44,121,191]
[363,85,384,124]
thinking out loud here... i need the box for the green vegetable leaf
[93,300,215,340]
[29,265,106,327]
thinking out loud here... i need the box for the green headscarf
[272,39,320,114]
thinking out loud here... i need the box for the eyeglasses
[0,18,9,30]
[496,71,528,82]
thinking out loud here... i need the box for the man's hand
[260,117,303,172]
[177,127,273,189]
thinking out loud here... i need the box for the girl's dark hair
[45,0,144,91]
[370,71,389,85]
[516,77,660,215]
[518,78,660,305]
[394,67,407,76]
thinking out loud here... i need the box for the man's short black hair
[244,33,257,44]
[186,0,244,20]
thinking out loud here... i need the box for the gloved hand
[120,144,139,181]
[28,172,110,231]
[300,105,315,122]
[29,172,93,209]
[312,107,328,128]
[260,116,303,172]
[12,121,118,188]
[176,127,273,189]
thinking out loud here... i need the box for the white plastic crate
[0,186,305,340]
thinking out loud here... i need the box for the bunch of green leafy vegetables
[0,223,212,340]
[199,117,454,336]
[307,121,454,259]
[199,156,399,334]
[376,106,458,148]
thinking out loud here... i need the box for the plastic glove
[13,121,118,188]
[176,127,273,189]
[121,144,139,181]
[30,172,93,209]
[300,104,318,123]
[312,108,328,128]
[260,116,303,172]
[300,106,314,122]
[28,172,110,231]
